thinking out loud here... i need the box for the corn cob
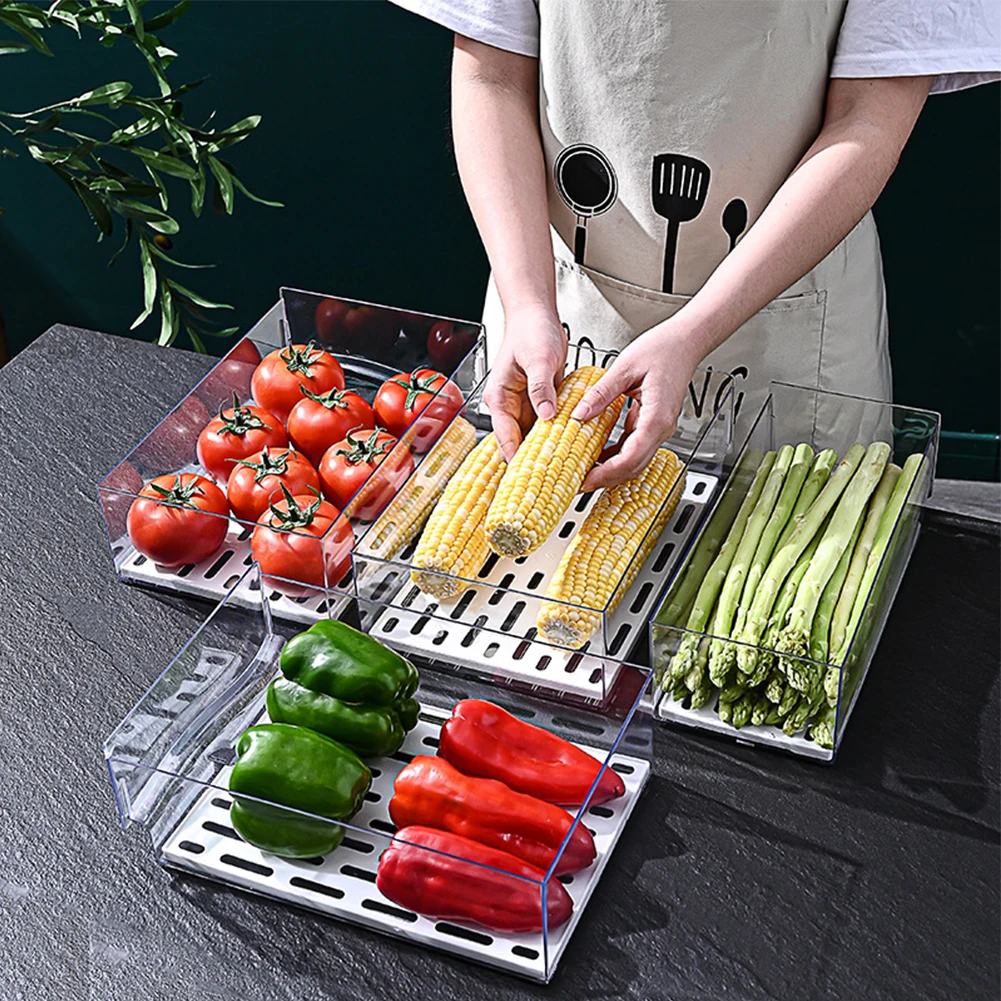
[536,449,685,649]
[362,418,477,560]
[485,366,625,557]
[410,433,506,600]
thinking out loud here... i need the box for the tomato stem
[335,427,395,466]
[265,483,324,530]
[218,393,272,436]
[390,371,443,411]
[149,474,205,509]
[299,386,355,410]
[231,446,292,483]
[281,340,324,376]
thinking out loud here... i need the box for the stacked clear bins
[105,564,654,983]
[97,288,485,622]
[351,346,734,703]
[649,382,941,761]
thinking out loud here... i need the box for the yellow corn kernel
[411,432,506,600]
[537,449,685,649]
[361,418,477,560]
[485,366,624,557]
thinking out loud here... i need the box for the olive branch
[0,0,282,350]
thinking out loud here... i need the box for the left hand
[572,324,702,492]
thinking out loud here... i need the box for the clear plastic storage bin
[351,344,734,701]
[98,289,485,622]
[649,382,940,761]
[105,564,654,983]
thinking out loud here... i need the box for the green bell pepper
[279,619,419,707]
[228,723,370,858]
[267,677,409,757]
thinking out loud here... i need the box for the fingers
[571,361,634,422]
[484,379,525,463]
[580,404,675,492]
[492,411,523,463]
[525,363,558,421]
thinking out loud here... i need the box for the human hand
[484,305,568,462]
[572,325,701,492]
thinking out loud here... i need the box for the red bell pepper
[438,699,625,807]
[376,825,573,933]
[389,755,596,875]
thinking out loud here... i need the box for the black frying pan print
[652,153,711,293]
[554,144,618,265]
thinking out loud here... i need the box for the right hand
[483,305,567,462]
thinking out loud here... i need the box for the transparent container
[649,382,940,761]
[105,564,654,983]
[350,344,734,699]
[97,289,485,622]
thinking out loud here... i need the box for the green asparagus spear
[708,447,791,684]
[718,680,747,703]
[809,516,864,663]
[829,462,902,657]
[683,634,710,693]
[736,444,866,673]
[812,705,836,749]
[765,667,786,704]
[689,672,715,710]
[782,695,819,736]
[751,693,772,726]
[773,448,838,553]
[756,522,828,679]
[668,450,776,690]
[730,693,753,729]
[732,443,814,669]
[764,705,785,726]
[655,450,756,632]
[832,451,926,666]
[777,442,891,690]
[778,683,800,716]
[717,698,733,725]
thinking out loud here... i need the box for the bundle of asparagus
[660,441,925,749]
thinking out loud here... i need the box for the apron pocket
[554,256,828,427]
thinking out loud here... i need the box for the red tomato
[373,368,464,452]
[250,488,354,596]
[287,388,375,467]
[319,428,414,521]
[126,473,229,567]
[197,399,288,485]
[427,321,477,373]
[313,298,400,358]
[100,460,144,540]
[134,393,211,475]
[399,310,435,345]
[193,337,262,410]
[226,447,320,524]
[251,342,346,424]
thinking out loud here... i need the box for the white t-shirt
[390,0,1000,94]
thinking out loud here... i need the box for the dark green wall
[1,1,998,477]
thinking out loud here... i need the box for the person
[391,0,999,489]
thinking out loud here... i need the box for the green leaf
[0,41,32,55]
[158,281,179,346]
[0,12,54,56]
[12,111,61,136]
[165,119,199,162]
[203,114,261,153]
[124,0,143,41]
[110,115,161,144]
[165,279,232,311]
[197,325,241,339]
[207,155,233,214]
[144,163,168,210]
[70,178,112,238]
[88,177,127,192]
[129,145,196,179]
[107,217,133,267]
[184,323,206,353]
[165,76,207,100]
[148,242,212,269]
[190,163,206,216]
[142,0,191,32]
[74,81,133,107]
[219,160,283,208]
[46,7,81,36]
[132,235,157,328]
[114,198,179,233]
[27,143,91,168]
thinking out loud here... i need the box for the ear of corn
[361,418,477,560]
[410,432,507,600]
[536,448,685,649]
[485,366,624,557]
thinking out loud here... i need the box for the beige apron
[482,0,891,442]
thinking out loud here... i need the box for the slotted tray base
[360,471,717,701]
[161,707,649,981]
[115,519,350,625]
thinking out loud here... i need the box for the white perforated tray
[161,707,649,981]
[114,508,350,625]
[359,471,717,701]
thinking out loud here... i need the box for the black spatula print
[651,154,711,293]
